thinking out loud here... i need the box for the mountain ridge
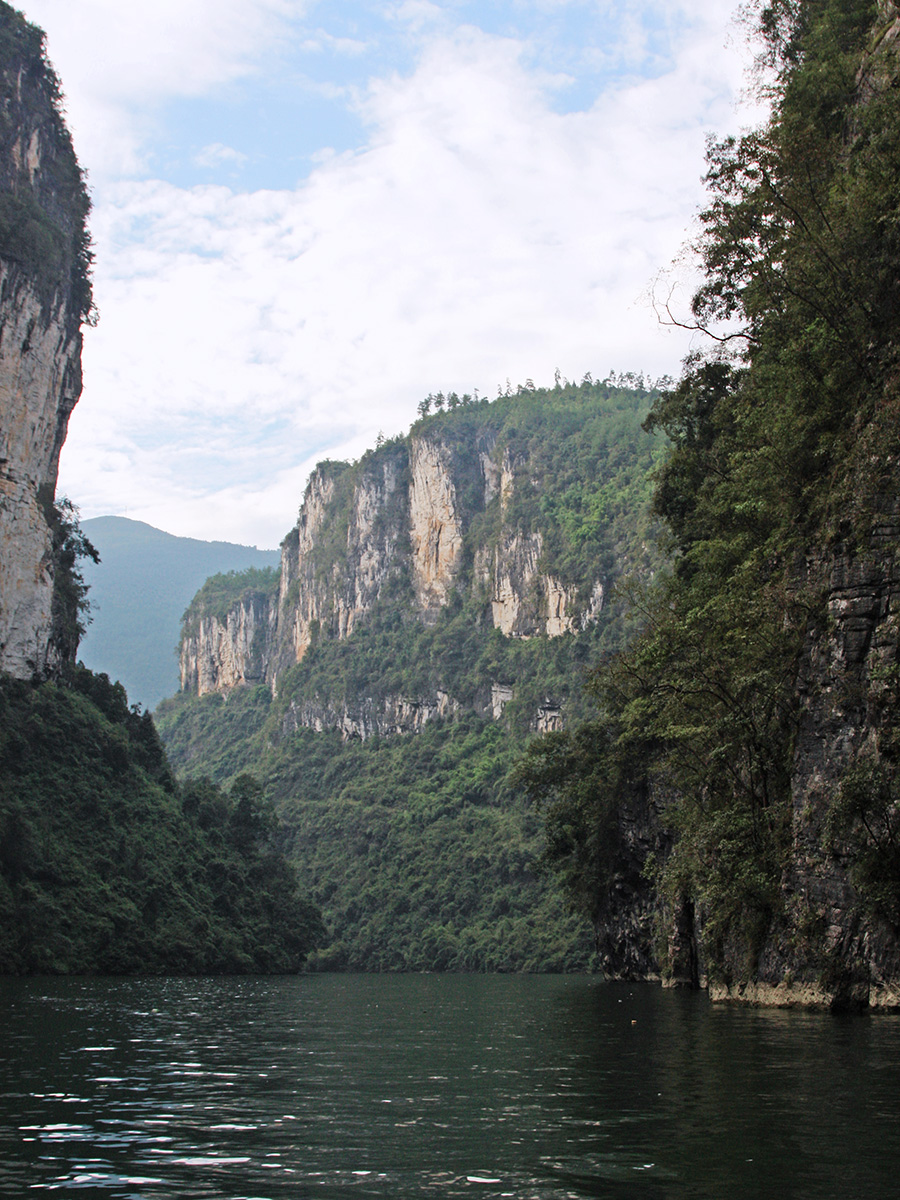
[78,515,280,710]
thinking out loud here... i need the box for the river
[0,973,898,1198]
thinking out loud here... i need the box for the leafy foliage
[518,0,900,982]
[509,721,635,928]
[182,567,280,635]
[158,380,665,971]
[45,497,99,668]
[827,751,900,928]
[0,667,324,974]
[159,696,594,972]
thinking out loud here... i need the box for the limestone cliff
[179,593,275,696]
[278,447,407,669]
[282,689,461,741]
[0,6,92,679]
[178,387,659,737]
[180,444,599,706]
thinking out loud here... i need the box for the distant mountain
[78,517,280,710]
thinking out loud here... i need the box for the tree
[520,0,900,982]
[47,497,99,668]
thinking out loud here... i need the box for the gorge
[158,380,660,972]
[3,0,900,1010]
[161,0,900,1008]
[0,1,322,976]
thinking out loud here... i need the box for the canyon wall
[179,425,613,734]
[718,537,900,1010]
[0,7,91,678]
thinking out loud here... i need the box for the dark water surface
[1,974,898,1199]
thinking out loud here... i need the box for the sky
[19,0,762,548]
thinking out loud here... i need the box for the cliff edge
[175,383,658,742]
[0,3,92,679]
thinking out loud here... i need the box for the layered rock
[0,8,91,678]
[180,593,274,697]
[283,689,461,741]
[180,428,610,709]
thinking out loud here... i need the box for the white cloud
[19,0,308,176]
[37,2,768,547]
[299,31,369,56]
[49,4,760,546]
[194,142,250,170]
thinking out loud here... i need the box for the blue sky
[20,0,758,546]
[150,3,700,191]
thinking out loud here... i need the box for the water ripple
[1,975,899,1197]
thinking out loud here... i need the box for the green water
[0,974,898,1197]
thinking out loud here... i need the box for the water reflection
[0,974,897,1197]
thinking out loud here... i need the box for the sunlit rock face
[0,10,91,679]
[179,594,274,697]
[276,449,408,676]
[0,276,77,677]
[409,436,465,614]
[178,424,610,719]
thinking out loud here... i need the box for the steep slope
[78,517,279,710]
[0,666,324,974]
[158,380,662,970]
[173,382,658,716]
[518,0,900,1009]
[0,3,92,678]
[0,6,324,976]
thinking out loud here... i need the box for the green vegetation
[157,380,662,972]
[274,717,591,971]
[157,604,605,971]
[159,692,594,972]
[0,666,324,975]
[0,192,66,286]
[78,517,280,710]
[0,5,324,978]
[2,509,321,976]
[182,566,280,635]
[410,377,665,596]
[0,2,93,320]
[47,497,99,667]
[516,0,900,983]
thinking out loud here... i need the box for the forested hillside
[0,3,324,976]
[0,668,323,974]
[157,379,663,970]
[517,0,900,1009]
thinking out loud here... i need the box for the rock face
[741,539,900,1010]
[589,537,900,1009]
[277,449,407,669]
[283,689,461,742]
[179,427,610,729]
[409,436,466,613]
[0,8,91,679]
[179,593,274,696]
